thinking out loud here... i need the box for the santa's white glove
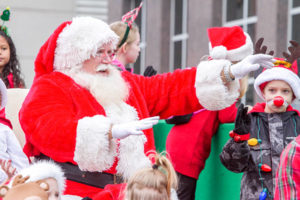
[111,116,160,139]
[230,54,275,79]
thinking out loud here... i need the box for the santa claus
[19,17,274,198]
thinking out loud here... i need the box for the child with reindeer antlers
[220,39,300,200]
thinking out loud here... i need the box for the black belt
[35,154,123,188]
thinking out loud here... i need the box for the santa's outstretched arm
[196,54,274,110]
[132,54,274,117]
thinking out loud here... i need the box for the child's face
[125,32,140,64]
[263,80,293,113]
[42,178,60,200]
[0,35,10,71]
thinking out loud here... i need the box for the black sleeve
[220,139,251,173]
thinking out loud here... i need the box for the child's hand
[233,103,251,135]
[0,159,16,180]
[143,65,157,77]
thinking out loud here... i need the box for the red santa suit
[19,17,240,198]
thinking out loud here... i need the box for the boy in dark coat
[220,42,300,200]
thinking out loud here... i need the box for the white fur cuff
[74,115,116,172]
[117,134,151,180]
[195,59,240,110]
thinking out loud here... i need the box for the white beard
[59,64,151,179]
[60,64,129,107]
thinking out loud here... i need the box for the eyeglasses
[95,49,117,60]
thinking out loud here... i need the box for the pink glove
[111,116,160,139]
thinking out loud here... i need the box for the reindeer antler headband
[118,2,143,48]
[254,38,300,77]
[280,40,300,69]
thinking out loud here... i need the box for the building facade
[109,0,300,105]
[0,0,109,87]
[0,0,299,105]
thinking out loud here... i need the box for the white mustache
[96,65,109,72]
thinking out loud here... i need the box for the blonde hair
[110,21,139,47]
[239,75,248,98]
[125,152,178,200]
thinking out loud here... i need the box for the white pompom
[210,46,227,60]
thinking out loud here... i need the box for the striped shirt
[274,136,300,200]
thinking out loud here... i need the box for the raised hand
[233,104,251,135]
[230,54,275,79]
[143,65,157,77]
[111,116,159,139]
[229,104,251,142]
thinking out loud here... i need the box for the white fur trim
[254,67,300,100]
[210,45,227,60]
[54,16,119,71]
[208,32,253,62]
[117,134,151,180]
[61,195,82,200]
[15,161,66,195]
[171,188,179,200]
[0,79,7,109]
[195,59,240,110]
[103,102,151,179]
[74,115,117,172]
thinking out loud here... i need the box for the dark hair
[0,30,24,88]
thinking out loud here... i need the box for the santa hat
[34,16,119,78]
[0,78,7,109]
[254,59,300,100]
[13,161,66,195]
[208,26,253,61]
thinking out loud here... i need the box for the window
[130,0,147,75]
[288,0,300,109]
[169,0,188,71]
[223,0,257,41]
[75,0,108,22]
[288,0,300,43]
[223,0,257,105]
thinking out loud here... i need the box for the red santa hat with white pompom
[207,26,253,61]
[34,16,119,79]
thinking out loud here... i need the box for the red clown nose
[273,96,284,107]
